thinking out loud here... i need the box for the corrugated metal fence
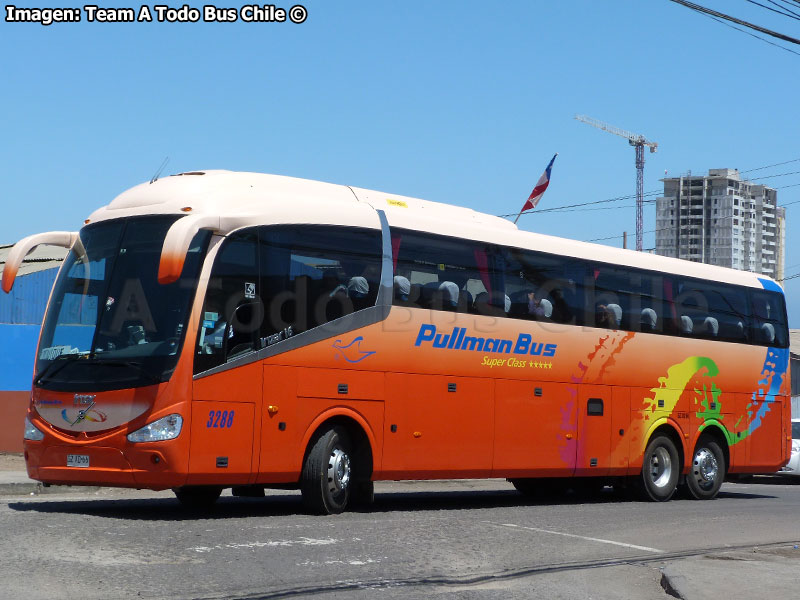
[0,268,58,324]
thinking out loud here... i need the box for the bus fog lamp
[24,417,44,441]
[127,414,183,443]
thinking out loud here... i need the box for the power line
[584,227,673,243]
[767,0,800,18]
[667,0,800,44]
[497,191,661,218]
[704,14,800,56]
[749,169,800,181]
[745,0,800,20]
[740,158,800,173]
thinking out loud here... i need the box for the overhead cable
[667,0,800,44]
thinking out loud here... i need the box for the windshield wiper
[34,353,86,385]
[85,359,162,385]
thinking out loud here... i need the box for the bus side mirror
[1,231,78,293]
[157,214,254,285]
[157,215,221,285]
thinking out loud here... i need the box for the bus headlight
[24,417,45,441]
[127,414,183,443]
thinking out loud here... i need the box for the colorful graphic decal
[61,408,108,424]
[332,336,376,364]
[634,346,788,451]
[746,346,789,436]
[566,330,636,463]
[563,321,788,465]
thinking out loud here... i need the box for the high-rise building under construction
[655,168,785,280]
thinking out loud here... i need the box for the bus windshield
[35,215,210,392]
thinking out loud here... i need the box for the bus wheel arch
[636,424,684,502]
[300,414,374,514]
[684,425,728,500]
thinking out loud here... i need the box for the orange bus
[2,171,790,513]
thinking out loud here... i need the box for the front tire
[684,437,725,500]
[301,426,353,514]
[637,435,680,501]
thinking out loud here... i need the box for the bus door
[382,374,494,478]
[492,380,577,477]
[190,363,259,485]
[574,384,615,476]
[188,229,262,485]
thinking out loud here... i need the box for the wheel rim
[692,447,719,490]
[327,447,351,495]
[649,446,673,488]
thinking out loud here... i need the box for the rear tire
[173,486,222,509]
[684,437,725,500]
[637,435,679,501]
[301,426,352,515]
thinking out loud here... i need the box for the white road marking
[189,536,337,553]
[488,522,663,554]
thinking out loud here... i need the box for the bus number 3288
[207,410,234,429]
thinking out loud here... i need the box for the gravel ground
[0,453,24,471]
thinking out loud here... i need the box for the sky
[2,0,800,322]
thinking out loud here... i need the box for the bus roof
[87,170,780,291]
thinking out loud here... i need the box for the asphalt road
[3,478,800,600]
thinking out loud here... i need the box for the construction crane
[575,115,658,252]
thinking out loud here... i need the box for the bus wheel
[637,435,679,501]
[301,426,352,515]
[173,486,222,508]
[685,437,725,500]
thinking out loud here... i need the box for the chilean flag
[521,153,558,213]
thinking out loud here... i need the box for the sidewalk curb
[0,481,102,496]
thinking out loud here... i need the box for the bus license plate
[66,454,90,468]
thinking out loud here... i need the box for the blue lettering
[462,336,485,351]
[497,339,512,354]
[415,323,556,358]
[514,333,531,354]
[433,333,450,348]
[415,324,437,346]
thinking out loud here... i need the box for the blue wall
[0,268,58,324]
[0,324,42,391]
[0,268,59,391]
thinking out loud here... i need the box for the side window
[672,279,752,343]
[503,249,583,325]
[259,226,382,341]
[751,290,788,347]
[589,266,666,333]
[194,229,260,373]
[392,229,503,314]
